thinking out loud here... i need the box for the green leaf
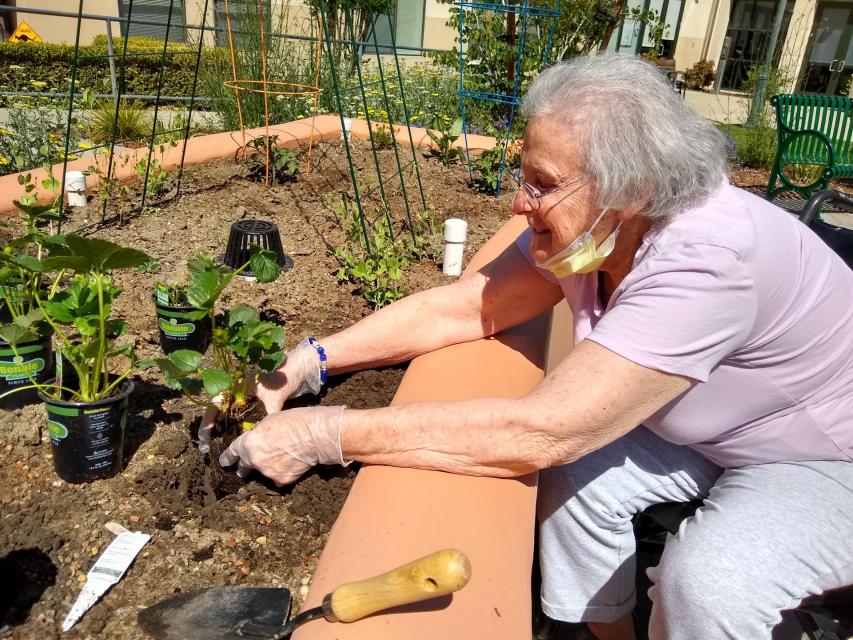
[227,305,258,327]
[187,253,220,275]
[257,351,285,372]
[43,235,152,274]
[201,367,233,396]
[248,245,281,283]
[0,322,36,345]
[167,349,203,374]
[74,315,101,337]
[186,270,221,310]
[449,116,464,138]
[176,376,203,396]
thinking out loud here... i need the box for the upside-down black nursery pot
[152,295,211,355]
[0,335,54,410]
[39,379,134,484]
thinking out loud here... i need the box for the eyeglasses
[506,168,583,210]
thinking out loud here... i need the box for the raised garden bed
[0,139,512,639]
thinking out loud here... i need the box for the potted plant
[0,171,64,408]
[5,235,153,483]
[144,247,282,454]
[152,245,280,355]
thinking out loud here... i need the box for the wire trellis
[456,0,561,196]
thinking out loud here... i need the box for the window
[608,0,685,59]
[372,0,426,54]
[119,0,187,42]
[214,0,272,48]
[717,0,794,91]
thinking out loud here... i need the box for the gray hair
[522,52,727,220]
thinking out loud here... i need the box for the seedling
[0,169,64,323]
[244,135,299,184]
[1,235,153,402]
[143,246,283,426]
[426,116,463,166]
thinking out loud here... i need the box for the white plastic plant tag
[62,531,150,632]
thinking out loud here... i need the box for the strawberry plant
[1,235,153,402]
[244,135,299,184]
[143,246,282,424]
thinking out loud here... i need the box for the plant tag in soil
[62,531,151,632]
[155,283,170,305]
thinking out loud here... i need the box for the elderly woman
[215,53,853,639]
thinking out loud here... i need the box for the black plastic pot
[223,219,292,275]
[39,379,134,484]
[0,334,54,410]
[153,295,211,355]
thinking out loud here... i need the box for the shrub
[737,125,777,169]
[0,40,220,104]
[685,60,715,90]
[87,100,152,145]
[0,108,74,175]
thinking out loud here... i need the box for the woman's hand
[255,339,323,414]
[196,339,323,453]
[218,406,348,485]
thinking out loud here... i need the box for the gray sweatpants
[537,426,853,639]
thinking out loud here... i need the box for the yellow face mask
[536,209,621,278]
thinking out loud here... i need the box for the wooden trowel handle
[325,549,471,623]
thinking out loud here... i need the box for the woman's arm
[340,340,693,476]
[321,243,564,375]
[224,341,695,484]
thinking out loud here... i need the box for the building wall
[424,0,454,50]
[777,0,817,92]
[11,0,119,45]
[673,0,730,72]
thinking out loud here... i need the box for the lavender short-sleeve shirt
[516,183,853,468]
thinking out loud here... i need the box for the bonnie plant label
[158,316,195,336]
[48,419,69,440]
[0,355,46,382]
[155,283,170,306]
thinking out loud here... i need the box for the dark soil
[0,140,512,640]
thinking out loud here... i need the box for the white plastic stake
[62,531,150,632]
[65,171,88,208]
[442,218,468,277]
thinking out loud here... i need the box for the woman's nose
[511,190,531,215]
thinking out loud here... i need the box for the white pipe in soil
[65,171,87,207]
[442,218,468,277]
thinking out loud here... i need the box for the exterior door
[800,3,853,96]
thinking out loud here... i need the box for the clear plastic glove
[197,395,225,455]
[197,339,323,453]
[255,339,323,414]
[218,405,348,485]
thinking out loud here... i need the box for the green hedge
[0,39,226,100]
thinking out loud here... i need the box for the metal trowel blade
[137,586,291,640]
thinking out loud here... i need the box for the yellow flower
[0,156,9,165]
[79,142,93,150]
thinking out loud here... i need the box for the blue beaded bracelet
[307,337,328,384]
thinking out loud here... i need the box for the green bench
[765,94,853,202]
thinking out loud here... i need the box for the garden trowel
[137,548,471,640]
